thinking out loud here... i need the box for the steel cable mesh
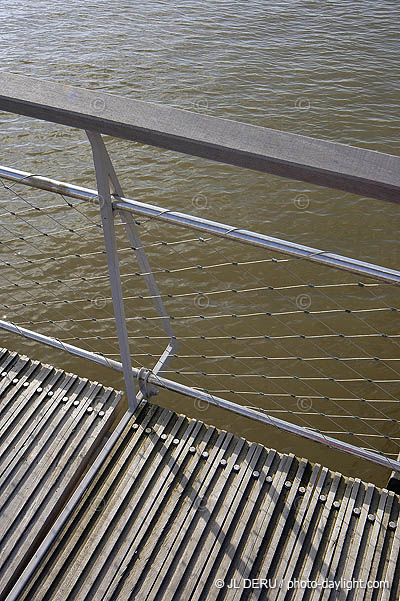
[0,178,399,465]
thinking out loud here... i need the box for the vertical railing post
[86,131,137,410]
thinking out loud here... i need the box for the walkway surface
[0,349,399,600]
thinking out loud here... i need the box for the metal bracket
[86,131,177,406]
[137,367,159,400]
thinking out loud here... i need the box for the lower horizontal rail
[1,165,399,285]
[2,318,399,473]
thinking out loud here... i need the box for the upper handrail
[0,72,399,203]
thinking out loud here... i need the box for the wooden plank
[271,465,329,601]
[337,483,375,601]
[204,448,277,601]
[0,351,124,601]
[364,493,394,601]
[62,409,189,600]
[381,505,400,601]
[96,417,209,600]
[2,351,399,601]
[184,443,267,601]
[353,491,391,601]
[0,73,399,203]
[141,433,243,601]
[249,458,308,598]
[225,453,296,601]
[319,479,362,601]
[292,472,342,601]
[23,402,163,600]
[107,420,225,601]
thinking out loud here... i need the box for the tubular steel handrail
[1,166,399,285]
[2,319,399,473]
[0,74,399,473]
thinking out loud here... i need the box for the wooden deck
[1,349,399,600]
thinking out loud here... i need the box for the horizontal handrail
[2,318,399,473]
[1,165,399,285]
[0,73,399,203]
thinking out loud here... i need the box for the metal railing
[0,73,399,474]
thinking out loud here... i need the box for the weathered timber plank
[0,73,399,202]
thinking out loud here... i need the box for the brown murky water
[0,0,399,486]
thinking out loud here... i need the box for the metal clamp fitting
[137,367,159,400]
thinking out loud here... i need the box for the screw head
[220,459,227,466]
[12,378,18,384]
[98,410,105,418]
[73,400,80,407]
[1,371,7,377]
[172,438,180,445]
[368,514,375,522]
[47,391,53,397]
[23,382,29,387]
[202,451,209,459]
[62,396,69,402]
[298,486,306,495]
[353,507,361,516]
[285,481,292,489]
[160,433,167,440]
[189,446,196,453]
[132,424,139,430]
[87,406,93,413]
[333,501,341,509]
[145,427,152,434]
[253,470,260,479]
[266,475,273,483]
[37,387,43,393]
[233,464,240,472]
[389,521,397,530]
[319,495,327,503]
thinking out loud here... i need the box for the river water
[0,0,399,486]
